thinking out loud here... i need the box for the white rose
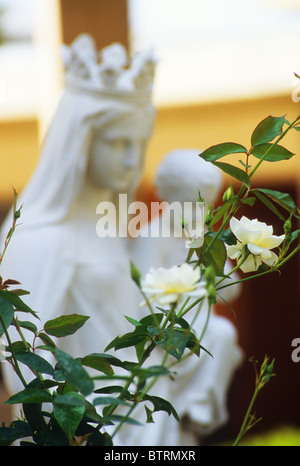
[226,216,285,273]
[141,263,207,306]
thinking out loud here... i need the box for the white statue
[0,35,242,446]
[129,149,243,445]
[0,35,156,415]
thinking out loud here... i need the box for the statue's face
[87,109,154,192]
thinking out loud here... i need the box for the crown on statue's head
[62,34,157,104]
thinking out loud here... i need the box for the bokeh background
[0,0,300,446]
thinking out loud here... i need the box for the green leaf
[0,297,14,337]
[84,352,128,369]
[145,405,155,423]
[255,188,297,215]
[251,143,295,162]
[38,332,56,349]
[15,320,38,334]
[19,379,47,438]
[0,421,32,446]
[251,115,286,147]
[9,340,30,354]
[80,353,115,376]
[93,385,129,396]
[201,234,227,276]
[0,289,38,318]
[105,329,150,352]
[211,161,250,188]
[199,142,247,162]
[139,313,165,327]
[291,229,300,243]
[15,351,54,375]
[5,387,53,405]
[148,327,194,360]
[206,229,237,246]
[210,198,237,227]
[93,396,131,407]
[142,394,180,422]
[241,197,256,207]
[44,314,89,338]
[125,315,142,327]
[53,392,86,438]
[54,349,94,396]
[253,190,285,221]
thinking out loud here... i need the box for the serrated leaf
[0,289,37,318]
[253,190,285,221]
[211,161,250,188]
[54,349,94,396]
[15,351,54,375]
[38,332,56,349]
[15,320,38,334]
[142,394,180,422]
[255,188,297,215]
[251,143,295,162]
[199,142,247,162]
[145,405,155,423]
[105,330,150,352]
[81,353,114,376]
[5,387,53,405]
[0,421,32,446]
[147,327,192,360]
[44,314,89,338]
[53,392,85,438]
[251,115,286,147]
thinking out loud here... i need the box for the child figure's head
[155,148,223,206]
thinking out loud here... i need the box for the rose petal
[258,234,285,250]
[247,242,265,255]
[240,254,262,273]
[262,250,278,267]
[226,243,243,260]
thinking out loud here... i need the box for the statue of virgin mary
[0,35,242,446]
[0,34,156,401]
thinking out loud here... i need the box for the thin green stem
[198,302,212,344]
[0,314,27,388]
[233,384,261,446]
